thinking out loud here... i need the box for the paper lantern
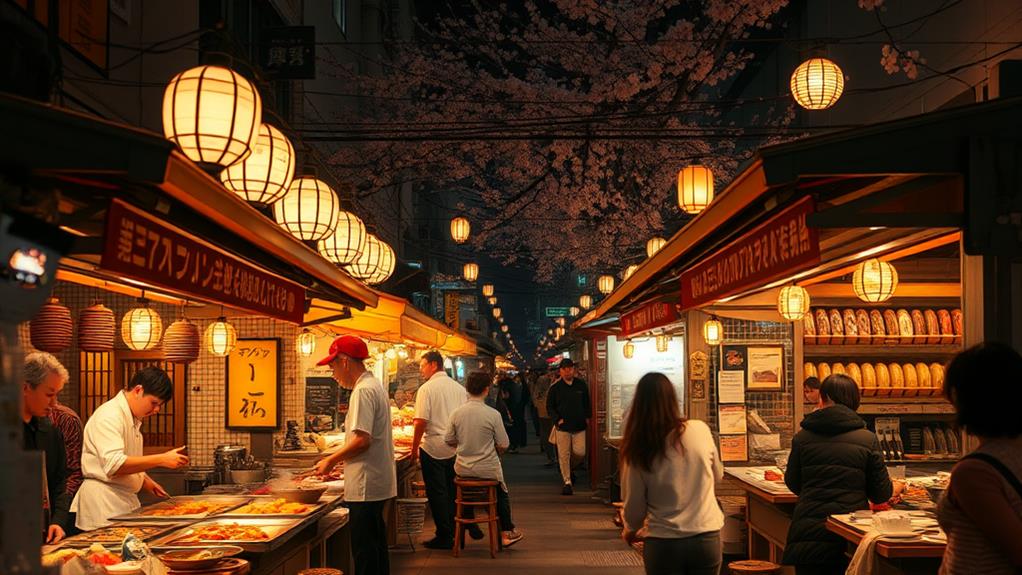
[450,217,471,244]
[703,318,723,346]
[492,307,502,319]
[162,65,262,167]
[678,165,714,214]
[78,302,115,352]
[385,348,397,360]
[163,319,200,364]
[274,177,340,241]
[791,58,844,111]
[623,341,635,359]
[646,237,666,258]
[777,285,811,321]
[570,306,580,317]
[579,294,592,310]
[318,211,367,266]
[482,284,494,297]
[547,328,554,336]
[656,335,670,353]
[598,275,615,295]
[622,265,639,281]
[122,299,163,351]
[852,258,898,303]
[501,325,509,333]
[30,298,72,352]
[219,123,295,206]
[365,239,395,285]
[555,317,566,327]
[487,296,498,306]
[297,329,316,358]
[463,262,479,282]
[205,317,237,357]
[346,234,394,285]
[556,326,566,339]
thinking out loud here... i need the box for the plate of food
[113,497,250,521]
[157,546,243,570]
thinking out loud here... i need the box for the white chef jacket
[72,392,145,531]
[413,371,466,460]
[343,371,397,502]
[444,397,508,486]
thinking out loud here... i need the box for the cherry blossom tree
[322,1,792,281]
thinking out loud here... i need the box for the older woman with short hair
[22,352,72,543]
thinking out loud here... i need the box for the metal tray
[111,496,251,521]
[219,496,327,518]
[149,518,303,552]
[58,523,184,547]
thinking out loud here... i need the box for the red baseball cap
[317,335,370,365]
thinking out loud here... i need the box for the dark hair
[421,350,444,370]
[820,374,860,411]
[129,366,173,401]
[945,342,1022,438]
[466,371,490,396]
[803,376,821,391]
[619,373,686,473]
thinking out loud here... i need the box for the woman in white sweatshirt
[620,372,724,575]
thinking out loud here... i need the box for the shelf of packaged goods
[803,344,961,359]
[858,400,955,415]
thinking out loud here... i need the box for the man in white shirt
[314,335,396,575]
[72,367,189,531]
[411,350,468,549]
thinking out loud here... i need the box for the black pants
[347,500,389,575]
[642,532,721,575]
[463,483,515,532]
[419,449,456,541]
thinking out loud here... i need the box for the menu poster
[720,434,749,462]
[226,338,281,430]
[719,405,748,434]
[748,347,784,390]
[305,377,338,432]
[717,371,746,404]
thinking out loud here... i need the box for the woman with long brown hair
[620,372,724,575]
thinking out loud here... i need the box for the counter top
[826,514,945,559]
[724,466,797,504]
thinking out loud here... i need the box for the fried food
[177,523,270,542]
[143,500,233,517]
[232,498,311,515]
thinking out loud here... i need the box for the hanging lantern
[274,177,340,241]
[398,347,409,359]
[219,123,295,206]
[366,239,395,285]
[547,328,554,336]
[463,262,479,282]
[598,275,615,295]
[852,258,898,303]
[487,296,498,306]
[622,265,639,281]
[30,298,73,352]
[122,299,163,351]
[163,319,200,364]
[318,211,367,266]
[501,325,509,333]
[703,318,723,346]
[555,317,566,327]
[579,294,593,310]
[347,234,394,285]
[677,165,714,214]
[205,316,238,357]
[570,306,580,317]
[622,341,635,359]
[646,237,666,258]
[492,307,502,319]
[498,316,505,324]
[162,65,262,167]
[385,348,397,360]
[556,326,566,339]
[790,57,844,111]
[482,284,495,297]
[78,302,115,352]
[297,329,316,358]
[450,217,471,244]
[777,285,811,321]
[656,334,670,353]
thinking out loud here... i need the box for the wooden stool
[453,478,500,558]
[728,559,782,574]
[298,569,342,575]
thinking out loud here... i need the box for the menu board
[226,338,281,430]
[305,377,338,432]
[605,335,685,439]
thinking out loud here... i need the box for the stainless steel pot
[212,445,247,484]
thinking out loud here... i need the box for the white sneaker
[502,529,524,547]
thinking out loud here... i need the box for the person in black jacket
[783,374,901,574]
[22,352,72,544]
[545,359,590,495]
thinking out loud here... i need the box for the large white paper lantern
[598,275,615,295]
[777,285,811,321]
[318,211,368,265]
[677,165,714,214]
[274,177,340,241]
[852,259,898,303]
[463,262,479,282]
[122,299,163,351]
[646,237,666,258]
[450,217,471,244]
[791,58,844,111]
[205,317,237,357]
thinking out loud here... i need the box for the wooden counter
[725,466,797,564]
[825,515,944,575]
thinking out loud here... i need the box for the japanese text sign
[226,338,281,430]
[260,26,315,80]
[620,302,680,338]
[680,196,819,310]
[102,199,304,323]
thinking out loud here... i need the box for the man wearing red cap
[314,335,396,575]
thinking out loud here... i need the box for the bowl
[229,469,266,484]
[158,546,243,571]
[270,486,327,504]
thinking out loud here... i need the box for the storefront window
[605,334,686,439]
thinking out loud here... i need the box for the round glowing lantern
[622,265,639,281]
[318,211,367,266]
[274,177,340,241]
[482,284,494,297]
[790,57,844,111]
[646,237,666,258]
[579,294,593,310]
[122,299,163,351]
[450,217,471,244]
[492,307,502,319]
[205,317,237,357]
[501,325,509,333]
[703,318,723,346]
[570,306,580,317]
[347,234,392,285]
[487,296,498,306]
[623,341,635,359]
[678,165,714,214]
[777,285,811,321]
[852,258,898,303]
[219,123,294,206]
[162,65,262,167]
[365,239,395,285]
[598,275,615,295]
[463,262,479,282]
[556,326,566,339]
[297,329,316,358]
[656,334,670,353]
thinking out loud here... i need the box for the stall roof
[0,93,377,312]
[577,95,1022,329]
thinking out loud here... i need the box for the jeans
[462,482,515,532]
[555,429,586,484]
[347,500,389,575]
[419,449,456,541]
[643,532,721,575]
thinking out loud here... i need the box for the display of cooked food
[390,404,416,427]
[804,308,962,345]
[231,499,312,515]
[174,523,271,543]
[63,525,166,545]
[142,500,236,517]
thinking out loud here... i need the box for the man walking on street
[410,351,473,549]
[546,359,590,495]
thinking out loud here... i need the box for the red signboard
[680,196,820,310]
[620,302,681,338]
[101,199,305,323]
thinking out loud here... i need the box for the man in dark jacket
[545,359,590,495]
[783,374,899,574]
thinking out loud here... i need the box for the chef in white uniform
[72,367,189,531]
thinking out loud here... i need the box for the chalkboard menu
[305,377,339,432]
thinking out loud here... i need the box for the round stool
[728,559,781,575]
[298,570,342,575]
[453,477,500,558]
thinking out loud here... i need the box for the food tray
[220,496,327,518]
[58,523,184,547]
[112,496,251,521]
[150,518,303,552]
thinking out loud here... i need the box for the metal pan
[58,523,184,547]
[111,496,251,521]
[149,517,303,553]
[219,497,327,518]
